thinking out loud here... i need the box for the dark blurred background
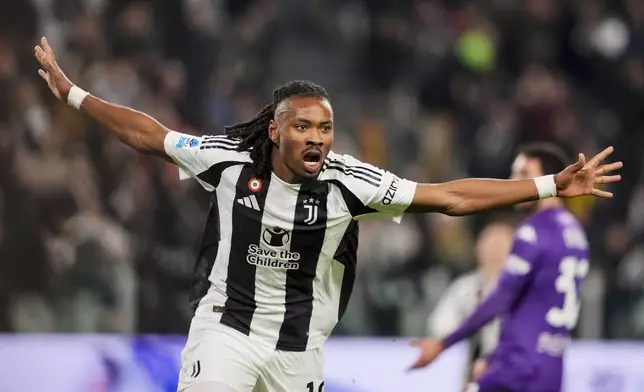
[0,0,642,340]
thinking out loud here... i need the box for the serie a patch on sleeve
[176,136,200,149]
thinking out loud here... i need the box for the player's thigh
[177,321,266,392]
[255,346,325,392]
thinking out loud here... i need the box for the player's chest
[219,169,349,231]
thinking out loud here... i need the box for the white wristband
[533,175,557,199]
[67,86,89,110]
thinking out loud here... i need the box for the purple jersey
[443,207,589,392]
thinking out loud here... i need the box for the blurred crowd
[0,0,643,339]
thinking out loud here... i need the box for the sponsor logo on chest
[246,243,301,270]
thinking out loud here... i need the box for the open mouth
[302,150,322,174]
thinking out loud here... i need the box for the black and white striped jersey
[165,131,417,351]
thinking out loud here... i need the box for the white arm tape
[533,175,557,199]
[67,86,89,110]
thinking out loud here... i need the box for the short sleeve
[497,223,543,292]
[320,152,417,222]
[164,131,250,190]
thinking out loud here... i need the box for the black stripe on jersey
[328,179,378,217]
[190,193,222,311]
[323,163,380,187]
[325,158,383,179]
[190,162,246,310]
[324,162,381,182]
[220,165,271,335]
[199,144,239,152]
[323,158,382,179]
[197,161,245,189]
[201,137,239,147]
[334,220,359,320]
[276,182,329,351]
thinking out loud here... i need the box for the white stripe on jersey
[249,195,260,211]
[249,180,300,347]
[307,184,352,349]
[197,165,244,314]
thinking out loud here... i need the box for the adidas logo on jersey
[237,195,260,211]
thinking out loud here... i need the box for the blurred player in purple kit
[410,143,621,392]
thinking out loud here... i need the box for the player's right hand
[34,36,73,101]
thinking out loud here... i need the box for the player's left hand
[407,338,444,371]
[554,146,622,199]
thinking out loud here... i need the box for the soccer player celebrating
[34,37,621,392]
[409,143,618,392]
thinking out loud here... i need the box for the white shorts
[177,316,325,392]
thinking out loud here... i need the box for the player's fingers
[595,175,621,184]
[42,36,54,54]
[569,153,585,172]
[586,146,614,168]
[38,69,48,81]
[35,47,56,73]
[34,46,49,67]
[596,161,623,175]
[34,45,43,61]
[406,360,425,372]
[592,189,613,198]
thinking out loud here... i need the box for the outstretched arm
[407,283,518,372]
[34,37,168,158]
[408,226,545,371]
[75,96,168,157]
[408,259,529,371]
[439,279,517,349]
[407,178,541,216]
[406,150,622,216]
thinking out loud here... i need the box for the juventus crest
[303,198,320,225]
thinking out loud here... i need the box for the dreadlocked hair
[224,80,330,178]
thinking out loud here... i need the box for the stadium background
[0,0,643,391]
